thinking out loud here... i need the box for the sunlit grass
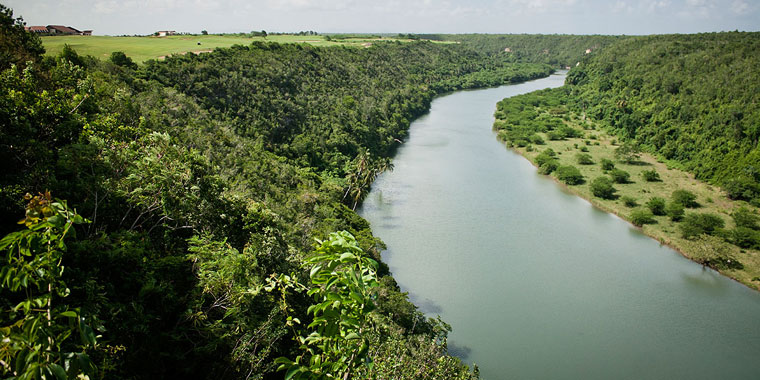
[41,34,443,64]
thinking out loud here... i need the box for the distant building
[47,25,81,35]
[25,25,91,35]
[25,26,49,34]
[157,30,176,37]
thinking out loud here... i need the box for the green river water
[359,72,760,379]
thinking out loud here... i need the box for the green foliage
[730,227,760,249]
[684,235,743,270]
[535,148,557,167]
[60,44,85,67]
[556,165,584,185]
[609,168,631,184]
[109,51,137,70]
[672,189,699,208]
[724,176,760,202]
[575,153,594,165]
[641,169,661,182]
[275,231,379,379]
[614,142,641,164]
[0,5,44,70]
[0,192,97,379]
[432,34,625,67]
[343,149,393,210]
[539,159,559,175]
[590,176,617,199]
[629,208,656,227]
[732,207,759,230]
[665,201,685,221]
[621,196,637,207]
[600,158,615,171]
[561,33,760,198]
[646,197,667,216]
[680,213,725,239]
[2,15,564,377]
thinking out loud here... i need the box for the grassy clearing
[503,111,760,290]
[41,34,429,63]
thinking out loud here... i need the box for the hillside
[492,32,760,289]
[419,34,626,67]
[565,32,760,202]
[1,5,552,378]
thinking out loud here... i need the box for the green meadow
[41,34,424,63]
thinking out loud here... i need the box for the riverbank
[494,96,760,291]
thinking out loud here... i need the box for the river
[359,72,760,379]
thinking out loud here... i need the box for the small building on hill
[47,25,81,35]
[25,25,90,35]
[25,26,49,34]
[157,30,176,37]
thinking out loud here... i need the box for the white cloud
[678,0,716,18]
[611,1,634,13]
[730,0,750,14]
[265,0,356,11]
[646,0,670,12]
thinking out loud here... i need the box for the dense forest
[0,4,553,379]
[565,32,760,203]
[418,34,626,67]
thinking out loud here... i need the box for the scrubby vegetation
[493,32,760,289]
[420,34,626,67]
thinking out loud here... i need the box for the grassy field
[502,109,760,290]
[41,34,425,63]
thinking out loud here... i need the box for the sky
[6,0,760,36]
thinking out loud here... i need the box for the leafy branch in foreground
[0,192,97,379]
[272,231,380,379]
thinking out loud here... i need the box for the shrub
[580,146,589,152]
[680,213,725,239]
[539,159,559,175]
[641,169,661,182]
[622,196,638,207]
[600,158,615,171]
[685,235,744,270]
[724,176,760,201]
[576,153,594,165]
[110,51,138,70]
[646,197,666,216]
[672,189,698,208]
[731,207,759,230]
[630,208,656,227]
[665,201,685,221]
[530,134,546,145]
[535,148,557,167]
[556,165,584,185]
[590,176,617,199]
[730,227,760,249]
[614,141,641,163]
[609,168,631,184]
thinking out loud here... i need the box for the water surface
[359,73,760,379]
